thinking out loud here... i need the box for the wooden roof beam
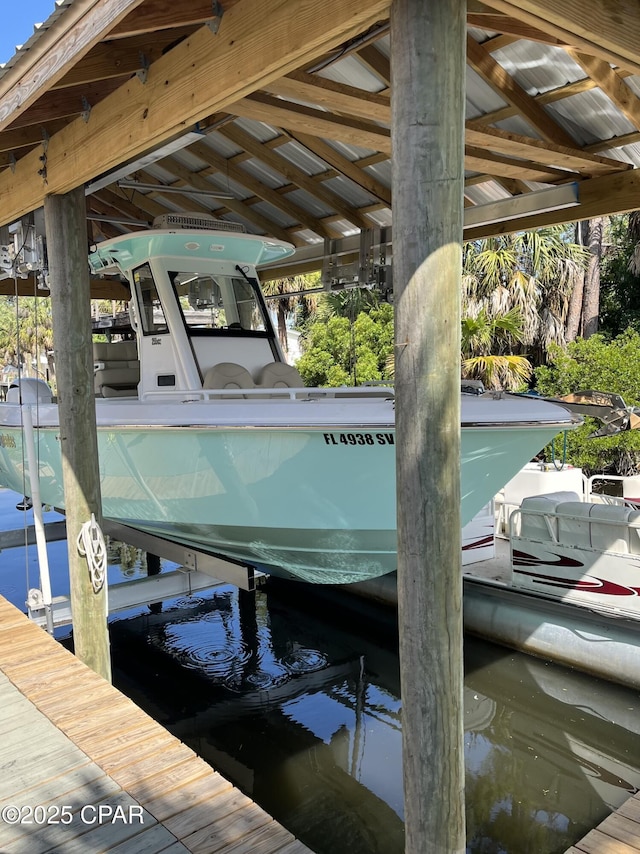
[262,71,390,123]
[481,0,640,74]
[165,144,336,239]
[566,50,640,132]
[465,124,632,176]
[106,0,237,39]
[230,93,392,153]
[466,34,576,147]
[51,28,198,90]
[0,0,392,226]
[219,124,374,231]
[289,131,391,206]
[466,12,563,43]
[465,146,574,182]
[0,0,146,130]
[4,79,126,132]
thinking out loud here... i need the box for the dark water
[1,488,639,854]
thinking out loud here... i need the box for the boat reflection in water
[109,581,640,854]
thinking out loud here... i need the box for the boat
[0,214,578,584]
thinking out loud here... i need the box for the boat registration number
[323,432,394,446]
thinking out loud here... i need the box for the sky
[0,1,58,65]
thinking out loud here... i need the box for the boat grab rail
[138,386,396,403]
[509,502,640,554]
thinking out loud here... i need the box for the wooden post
[390,0,466,851]
[44,188,111,682]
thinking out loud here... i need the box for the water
[0,488,639,853]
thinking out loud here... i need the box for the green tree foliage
[599,214,640,337]
[461,306,532,390]
[296,303,394,387]
[0,296,54,383]
[535,330,640,474]
[462,227,588,365]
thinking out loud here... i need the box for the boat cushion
[203,362,255,395]
[519,492,581,541]
[93,341,139,397]
[555,502,593,549]
[588,504,633,554]
[256,362,304,389]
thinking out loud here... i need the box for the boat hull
[0,417,570,583]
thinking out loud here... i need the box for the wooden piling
[391,0,467,851]
[44,189,111,682]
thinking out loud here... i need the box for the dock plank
[0,595,313,854]
[144,775,234,824]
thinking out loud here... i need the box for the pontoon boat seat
[93,341,139,398]
[628,510,640,554]
[256,362,304,389]
[519,492,581,541]
[556,501,593,548]
[588,504,634,553]
[203,362,255,396]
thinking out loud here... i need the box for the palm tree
[462,226,589,365]
[261,273,321,356]
[461,306,532,390]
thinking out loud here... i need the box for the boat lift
[14,402,257,631]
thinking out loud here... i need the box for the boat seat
[93,341,139,398]
[203,362,255,397]
[588,504,633,554]
[556,502,593,549]
[256,362,304,390]
[628,510,640,554]
[519,492,581,541]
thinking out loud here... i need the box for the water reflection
[109,580,640,854]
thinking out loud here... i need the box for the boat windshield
[170,271,267,333]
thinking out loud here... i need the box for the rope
[77,514,107,593]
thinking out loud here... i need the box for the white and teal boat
[0,214,578,584]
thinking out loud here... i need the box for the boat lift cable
[77,514,107,596]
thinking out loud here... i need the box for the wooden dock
[566,795,640,854]
[0,595,313,854]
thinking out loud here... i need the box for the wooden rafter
[566,50,640,131]
[466,34,576,146]
[219,124,374,231]
[465,124,631,176]
[262,71,390,123]
[288,132,392,206]
[230,93,392,153]
[0,0,146,129]
[481,0,640,74]
[169,142,338,239]
[0,0,392,226]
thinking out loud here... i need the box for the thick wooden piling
[391,0,467,851]
[44,189,111,682]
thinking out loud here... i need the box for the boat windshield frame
[168,268,275,340]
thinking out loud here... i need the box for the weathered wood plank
[144,774,234,824]
[162,787,255,840]
[181,803,274,854]
[217,821,300,854]
[570,826,640,853]
[117,757,215,804]
[113,743,204,789]
[98,731,183,776]
[0,596,313,853]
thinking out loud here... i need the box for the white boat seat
[588,504,633,553]
[203,362,255,397]
[628,510,640,555]
[93,341,139,398]
[519,491,581,541]
[256,362,304,389]
[556,501,593,549]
